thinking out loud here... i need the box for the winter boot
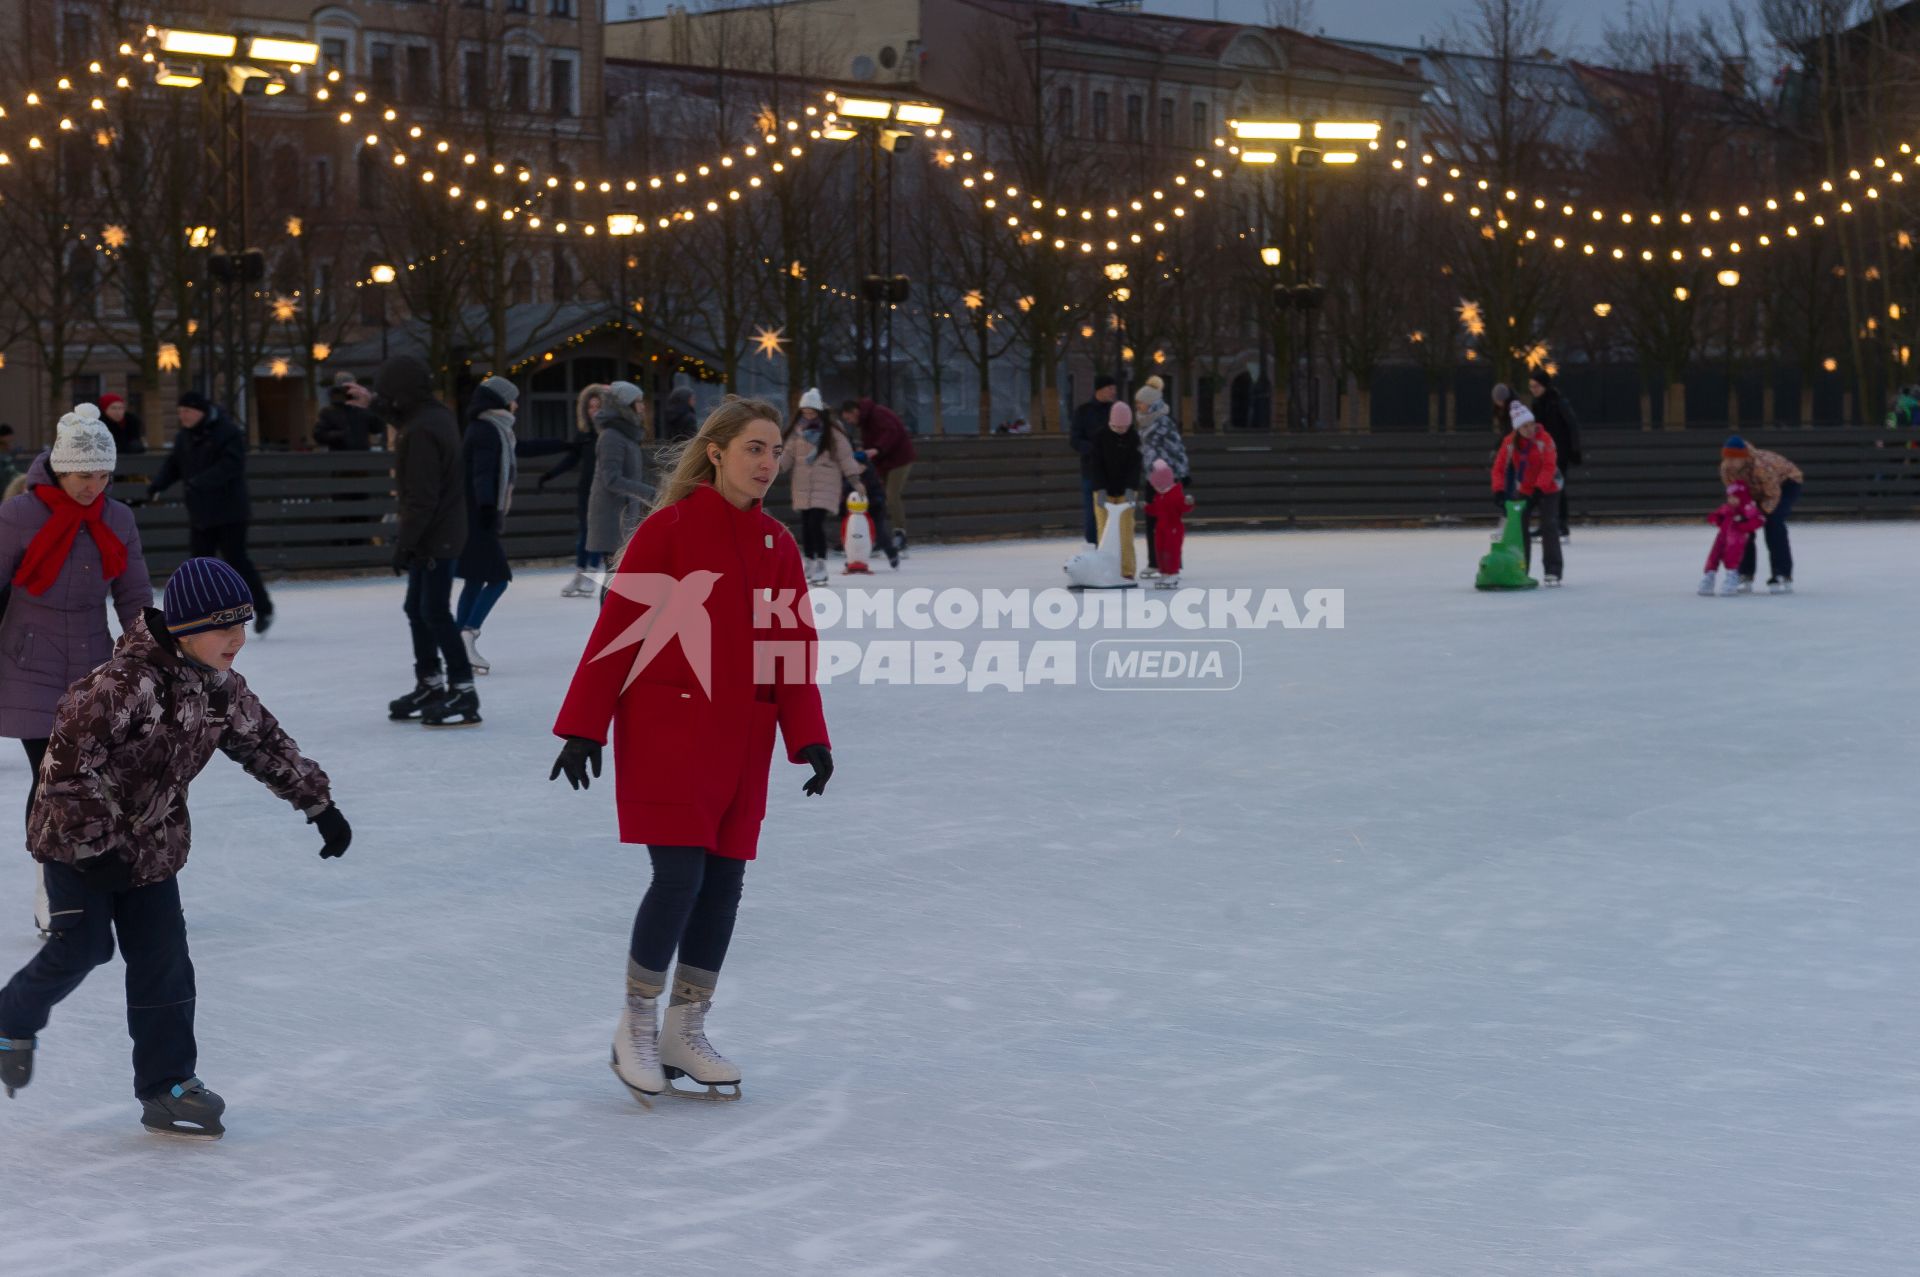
[611,993,665,1108]
[388,677,446,721]
[0,1037,33,1097]
[1699,571,1719,596]
[562,570,595,598]
[661,996,742,1101]
[140,1077,225,1140]
[1721,573,1745,597]
[421,684,482,728]
[461,628,490,677]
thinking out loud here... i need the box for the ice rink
[2,520,1915,1276]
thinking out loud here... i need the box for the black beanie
[1529,369,1555,390]
[1094,374,1117,392]
[177,390,213,414]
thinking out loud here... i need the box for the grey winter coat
[0,451,153,739]
[1137,402,1189,481]
[585,406,653,555]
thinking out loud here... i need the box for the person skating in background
[1089,400,1143,581]
[97,394,146,457]
[1719,436,1803,594]
[148,391,273,634]
[1142,459,1192,590]
[551,396,833,1106]
[348,356,478,726]
[542,383,610,598]
[837,397,916,556]
[780,388,864,587]
[454,377,523,676]
[1700,481,1766,597]
[1527,371,1581,539]
[1069,376,1119,544]
[586,382,655,579]
[659,385,698,443]
[1133,376,1189,581]
[0,405,151,941]
[1490,386,1564,587]
[313,372,384,452]
[0,557,349,1136]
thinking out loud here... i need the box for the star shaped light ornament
[753,325,788,360]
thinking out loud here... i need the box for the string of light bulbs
[937,144,1231,255]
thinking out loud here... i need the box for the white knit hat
[50,403,117,474]
[1508,399,1537,430]
[799,387,826,411]
[608,380,644,408]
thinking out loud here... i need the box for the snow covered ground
[2,520,1916,1276]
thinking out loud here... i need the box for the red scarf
[13,485,128,597]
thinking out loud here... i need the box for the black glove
[311,805,351,859]
[392,545,424,577]
[800,744,833,797]
[1493,492,1511,511]
[74,852,133,894]
[550,736,603,790]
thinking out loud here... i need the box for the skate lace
[626,996,661,1067]
[679,1000,727,1065]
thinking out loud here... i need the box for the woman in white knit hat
[0,405,152,938]
[779,388,864,585]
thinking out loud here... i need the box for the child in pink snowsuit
[1142,460,1191,588]
[1700,481,1765,596]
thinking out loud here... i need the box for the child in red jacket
[1142,460,1190,589]
[1700,481,1766,597]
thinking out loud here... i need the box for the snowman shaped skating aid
[842,491,876,574]
[1064,497,1137,590]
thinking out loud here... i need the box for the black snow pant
[23,738,46,931]
[405,556,473,684]
[629,847,747,978]
[799,509,830,560]
[0,862,196,1099]
[1738,480,1800,582]
[190,521,272,617]
[1523,491,1564,580]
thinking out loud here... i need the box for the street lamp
[370,263,397,360]
[606,214,640,348]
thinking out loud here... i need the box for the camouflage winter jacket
[28,609,331,888]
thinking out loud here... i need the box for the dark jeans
[1144,513,1159,569]
[189,521,272,616]
[455,580,509,631]
[799,509,829,559]
[404,557,473,683]
[1739,480,1801,581]
[574,528,603,572]
[1556,472,1573,536]
[1080,473,1097,543]
[1523,491,1564,579]
[629,847,747,976]
[0,862,196,1098]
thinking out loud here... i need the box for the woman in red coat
[550,397,833,1106]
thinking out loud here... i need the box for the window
[271,251,299,298]
[464,50,487,108]
[270,145,300,203]
[1092,91,1109,140]
[509,259,533,307]
[1191,100,1209,147]
[320,37,347,75]
[507,55,531,113]
[62,11,90,61]
[315,263,334,324]
[549,56,576,117]
[552,163,572,217]
[552,249,574,300]
[312,157,333,208]
[550,0,574,14]
[406,46,433,106]
[359,257,385,327]
[1054,87,1074,134]
[370,42,396,101]
[1160,97,1174,142]
[1126,94,1143,142]
[69,244,97,315]
[357,146,382,212]
[507,0,528,10]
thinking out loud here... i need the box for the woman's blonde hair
[610,395,782,571]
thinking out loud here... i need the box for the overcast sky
[1147,0,1734,60]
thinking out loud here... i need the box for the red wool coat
[1490,429,1562,497]
[554,482,829,860]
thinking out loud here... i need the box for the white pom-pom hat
[50,403,118,475]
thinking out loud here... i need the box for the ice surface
[2,522,1916,1275]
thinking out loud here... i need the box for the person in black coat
[314,373,383,451]
[658,385,697,443]
[149,391,272,632]
[1069,375,1119,543]
[98,394,147,455]
[1527,371,1581,537]
[1088,399,1144,579]
[348,355,476,723]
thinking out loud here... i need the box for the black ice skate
[1,1037,33,1097]
[420,685,482,728]
[892,528,908,557]
[388,679,445,721]
[140,1077,225,1140]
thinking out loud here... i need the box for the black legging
[799,509,829,560]
[629,846,746,976]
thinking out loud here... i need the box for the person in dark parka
[658,385,698,443]
[348,356,476,725]
[1527,371,1581,538]
[149,391,271,632]
[314,372,383,451]
[1069,375,1119,543]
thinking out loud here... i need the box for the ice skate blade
[143,1120,223,1141]
[664,1066,741,1101]
[420,717,483,729]
[609,1050,658,1110]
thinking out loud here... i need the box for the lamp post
[157,28,319,437]
[1233,118,1377,431]
[606,213,639,375]
[1717,268,1740,427]
[823,96,944,401]
[370,263,397,361]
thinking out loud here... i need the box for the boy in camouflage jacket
[0,558,350,1139]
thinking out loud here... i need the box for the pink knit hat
[1108,401,1133,429]
[1149,459,1176,493]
